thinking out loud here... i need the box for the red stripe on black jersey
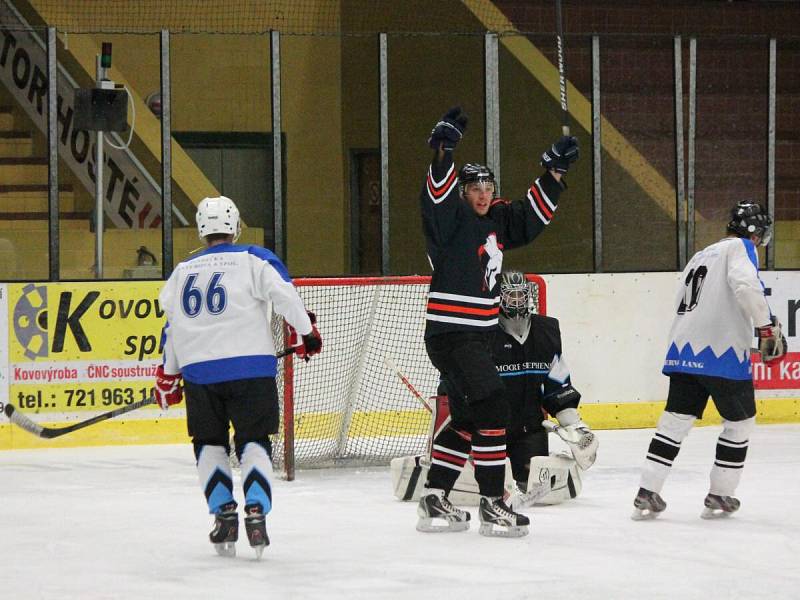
[529,184,553,220]
[426,164,458,201]
[426,302,499,317]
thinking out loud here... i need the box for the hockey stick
[4,396,157,439]
[383,356,434,414]
[555,0,570,136]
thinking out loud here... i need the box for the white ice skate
[701,494,740,519]
[478,496,530,538]
[631,488,667,521]
[416,488,471,533]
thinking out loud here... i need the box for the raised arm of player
[420,107,468,249]
[489,136,578,249]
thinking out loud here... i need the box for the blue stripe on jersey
[741,238,759,271]
[183,355,278,384]
[184,243,292,282]
[499,369,549,377]
[663,342,751,380]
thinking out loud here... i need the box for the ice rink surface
[2,424,799,600]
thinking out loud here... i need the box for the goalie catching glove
[757,316,787,365]
[287,311,323,361]
[154,365,183,410]
[543,419,598,470]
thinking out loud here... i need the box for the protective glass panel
[0,21,50,280]
[499,33,593,274]
[52,33,162,280]
[775,39,800,269]
[693,37,768,267]
[341,34,380,275]
[387,33,485,276]
[170,33,272,267]
[600,36,677,271]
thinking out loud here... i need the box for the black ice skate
[416,488,471,533]
[701,494,740,519]
[478,496,530,538]
[631,487,667,521]
[209,501,239,557]
[244,503,270,559]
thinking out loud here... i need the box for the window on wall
[172,132,277,251]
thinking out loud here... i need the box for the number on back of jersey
[677,265,708,314]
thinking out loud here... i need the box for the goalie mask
[196,196,241,242]
[499,271,532,319]
[727,201,772,246]
[459,163,496,198]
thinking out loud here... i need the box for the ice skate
[209,502,239,557]
[701,494,740,519]
[631,488,666,521]
[244,503,270,559]
[478,496,530,538]
[416,488,471,533]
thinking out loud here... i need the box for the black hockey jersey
[420,152,564,339]
[492,314,581,434]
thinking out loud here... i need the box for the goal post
[272,274,546,480]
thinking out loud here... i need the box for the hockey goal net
[270,275,546,479]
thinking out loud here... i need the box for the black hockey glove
[427,106,468,151]
[540,135,579,174]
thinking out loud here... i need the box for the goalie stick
[5,347,300,440]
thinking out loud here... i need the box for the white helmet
[196,196,241,242]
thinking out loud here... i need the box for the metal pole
[379,33,390,275]
[687,38,697,259]
[94,55,104,279]
[592,35,602,273]
[160,30,173,276]
[674,36,686,270]
[47,27,59,281]
[271,31,284,260]
[485,32,500,194]
[767,38,776,270]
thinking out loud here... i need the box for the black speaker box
[74,87,128,132]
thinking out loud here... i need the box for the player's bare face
[464,182,494,216]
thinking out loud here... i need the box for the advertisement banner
[6,281,176,421]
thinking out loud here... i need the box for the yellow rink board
[1,399,798,451]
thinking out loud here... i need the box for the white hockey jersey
[663,237,772,380]
[159,243,312,384]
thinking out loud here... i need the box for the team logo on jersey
[478,233,503,291]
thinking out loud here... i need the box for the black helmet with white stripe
[458,163,495,197]
[727,201,772,246]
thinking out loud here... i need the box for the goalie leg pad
[391,456,429,501]
[529,453,582,505]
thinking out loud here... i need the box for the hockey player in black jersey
[417,106,578,537]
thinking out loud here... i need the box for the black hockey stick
[4,396,157,439]
[555,0,570,136]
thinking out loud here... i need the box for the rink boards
[1,273,799,450]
